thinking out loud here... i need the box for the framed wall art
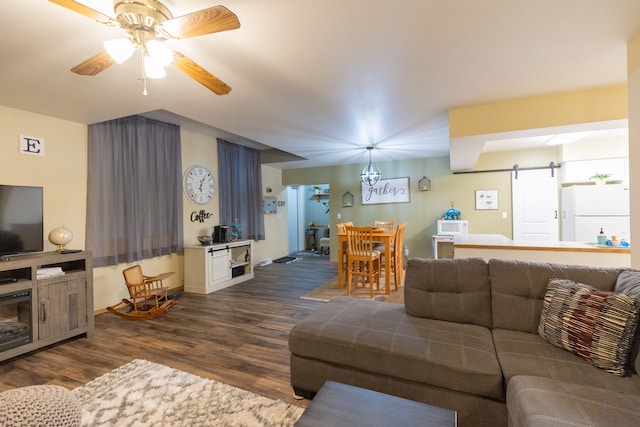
[263,196,277,214]
[361,177,411,205]
[475,190,498,210]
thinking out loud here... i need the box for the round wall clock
[184,165,215,205]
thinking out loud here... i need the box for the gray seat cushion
[507,375,640,427]
[493,328,640,395]
[289,296,503,400]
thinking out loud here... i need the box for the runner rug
[71,359,303,426]
[301,276,404,304]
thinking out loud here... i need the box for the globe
[48,226,73,251]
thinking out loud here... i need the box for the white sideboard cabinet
[184,240,254,294]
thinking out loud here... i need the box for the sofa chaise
[288,257,640,426]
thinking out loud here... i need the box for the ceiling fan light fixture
[360,146,382,186]
[144,55,167,79]
[104,38,135,64]
[145,39,173,67]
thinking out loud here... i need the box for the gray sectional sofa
[288,258,640,426]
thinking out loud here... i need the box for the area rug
[301,276,404,304]
[273,256,299,264]
[71,359,303,427]
[292,251,326,257]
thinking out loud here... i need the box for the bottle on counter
[597,228,607,246]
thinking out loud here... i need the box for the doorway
[287,184,330,254]
[287,186,300,254]
[512,169,559,241]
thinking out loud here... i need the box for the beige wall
[0,105,87,250]
[449,84,628,138]
[254,165,290,263]
[182,127,220,245]
[628,34,640,268]
[0,106,289,310]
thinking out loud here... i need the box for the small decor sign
[475,189,498,210]
[263,197,277,214]
[20,134,45,157]
[361,177,410,205]
[190,209,213,223]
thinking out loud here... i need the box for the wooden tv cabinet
[0,251,93,362]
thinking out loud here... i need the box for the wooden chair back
[122,265,146,299]
[393,223,407,286]
[345,226,381,297]
[336,221,354,234]
[374,220,395,231]
[107,266,177,321]
[346,226,379,260]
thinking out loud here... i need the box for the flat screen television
[0,185,44,256]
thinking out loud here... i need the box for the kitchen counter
[453,234,630,267]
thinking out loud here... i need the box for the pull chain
[140,50,148,96]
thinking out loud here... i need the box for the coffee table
[294,381,457,427]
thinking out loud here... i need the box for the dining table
[337,227,395,295]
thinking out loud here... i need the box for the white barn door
[512,169,559,241]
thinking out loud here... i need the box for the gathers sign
[361,177,411,205]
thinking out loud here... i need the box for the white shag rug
[71,359,304,426]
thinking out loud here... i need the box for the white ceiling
[2,1,640,169]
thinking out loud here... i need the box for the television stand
[0,251,94,362]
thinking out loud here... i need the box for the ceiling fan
[49,0,240,95]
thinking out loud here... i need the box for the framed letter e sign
[20,134,45,157]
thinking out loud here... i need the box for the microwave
[437,220,468,235]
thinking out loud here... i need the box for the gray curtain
[217,139,265,240]
[86,115,184,267]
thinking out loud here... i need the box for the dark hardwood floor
[0,253,336,408]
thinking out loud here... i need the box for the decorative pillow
[538,278,640,376]
[614,270,640,374]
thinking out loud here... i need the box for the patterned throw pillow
[538,278,640,376]
[614,270,640,374]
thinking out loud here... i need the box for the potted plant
[589,173,611,185]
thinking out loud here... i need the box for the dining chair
[390,223,407,289]
[373,220,395,266]
[345,226,381,298]
[336,222,353,253]
[374,220,395,231]
[337,222,354,284]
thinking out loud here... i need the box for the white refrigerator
[561,184,630,243]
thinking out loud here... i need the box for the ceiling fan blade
[49,0,114,24]
[172,52,231,95]
[70,51,115,76]
[162,6,240,39]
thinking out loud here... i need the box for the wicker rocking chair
[106,265,177,320]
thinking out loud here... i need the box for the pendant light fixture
[360,146,382,186]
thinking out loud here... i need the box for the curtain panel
[86,115,184,267]
[217,139,265,241]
